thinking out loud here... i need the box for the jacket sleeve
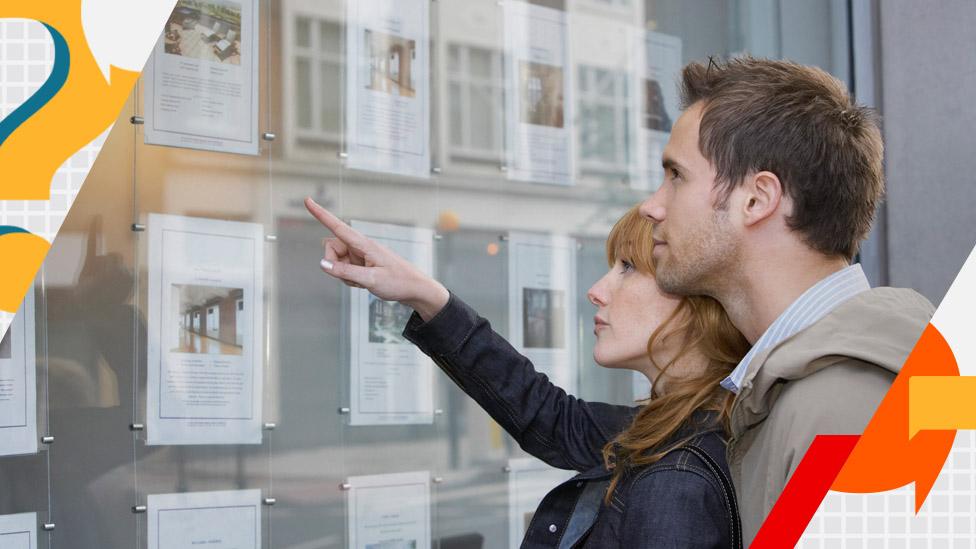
[402,292,639,471]
[620,468,732,549]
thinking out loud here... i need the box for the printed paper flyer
[145,0,261,155]
[147,214,264,445]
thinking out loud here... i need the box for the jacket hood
[730,287,935,436]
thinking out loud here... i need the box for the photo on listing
[164,0,243,65]
[364,29,417,98]
[523,287,566,349]
[171,284,245,356]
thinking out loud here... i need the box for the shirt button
[576,481,583,488]
[549,524,557,533]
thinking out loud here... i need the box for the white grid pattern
[800,430,976,545]
[0,19,108,328]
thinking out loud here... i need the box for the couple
[307,57,933,547]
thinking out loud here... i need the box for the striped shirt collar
[720,263,871,394]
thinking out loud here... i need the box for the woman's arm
[304,198,637,471]
[403,291,637,471]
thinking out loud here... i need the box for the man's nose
[639,186,667,224]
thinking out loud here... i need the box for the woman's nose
[587,276,608,307]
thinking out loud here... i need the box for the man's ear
[740,171,783,227]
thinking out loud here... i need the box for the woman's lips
[594,316,608,334]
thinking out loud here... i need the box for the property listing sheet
[0,288,36,457]
[148,489,260,549]
[507,232,578,395]
[147,214,264,445]
[346,471,431,549]
[145,0,260,155]
[349,220,434,426]
[345,0,431,178]
[504,2,573,185]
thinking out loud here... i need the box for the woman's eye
[620,260,634,273]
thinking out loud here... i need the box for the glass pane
[469,47,493,79]
[319,20,341,53]
[470,87,495,151]
[580,104,616,162]
[447,44,461,73]
[296,57,312,129]
[320,60,341,132]
[449,82,464,145]
[295,16,311,48]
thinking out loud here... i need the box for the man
[639,56,934,543]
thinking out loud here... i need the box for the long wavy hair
[600,206,749,502]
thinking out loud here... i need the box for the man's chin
[655,265,693,295]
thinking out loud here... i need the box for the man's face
[639,102,739,296]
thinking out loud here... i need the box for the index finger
[304,197,370,250]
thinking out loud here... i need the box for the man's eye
[669,167,681,181]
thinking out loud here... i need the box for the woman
[305,198,749,548]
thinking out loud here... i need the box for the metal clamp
[434,409,444,415]
[498,234,509,242]
[129,423,144,432]
[337,407,351,415]
[42,523,55,531]
[265,235,278,242]
[337,151,348,159]
[131,223,146,232]
[432,476,444,484]
[339,483,352,491]
[130,115,144,125]
[132,505,147,514]
[261,132,277,142]
[263,422,277,431]
[502,466,512,473]
[263,497,277,506]
[431,166,442,174]
[41,436,54,444]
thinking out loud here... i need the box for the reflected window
[577,65,632,176]
[291,16,342,146]
[447,44,504,162]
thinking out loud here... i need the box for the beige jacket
[727,287,934,544]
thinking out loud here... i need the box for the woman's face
[587,258,683,374]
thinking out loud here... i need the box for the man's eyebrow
[662,157,686,173]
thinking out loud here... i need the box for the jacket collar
[729,287,934,437]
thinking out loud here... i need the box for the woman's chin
[594,354,625,369]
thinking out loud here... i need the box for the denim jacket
[402,293,741,549]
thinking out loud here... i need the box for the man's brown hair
[680,56,884,260]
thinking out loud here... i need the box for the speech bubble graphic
[81,0,178,84]
[0,228,50,313]
[831,323,957,511]
[749,324,959,547]
[909,376,976,438]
